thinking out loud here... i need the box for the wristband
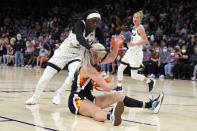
[90,48,94,51]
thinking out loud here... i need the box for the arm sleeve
[73,21,93,50]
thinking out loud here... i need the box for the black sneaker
[112,86,123,92]
[148,79,156,92]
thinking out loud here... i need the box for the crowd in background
[0,0,197,80]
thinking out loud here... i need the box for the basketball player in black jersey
[68,35,164,126]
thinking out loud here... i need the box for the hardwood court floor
[0,66,197,131]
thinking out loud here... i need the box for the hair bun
[139,10,143,18]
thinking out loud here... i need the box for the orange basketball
[92,72,111,91]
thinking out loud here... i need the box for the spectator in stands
[158,46,170,79]
[144,47,160,78]
[6,44,15,66]
[187,37,196,55]
[2,35,8,65]
[36,46,49,69]
[14,34,26,67]
[25,37,34,68]
[101,35,111,75]
[173,45,190,80]
[142,45,152,66]
[164,49,177,79]
[121,25,131,46]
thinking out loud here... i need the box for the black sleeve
[73,21,92,50]
[95,27,106,48]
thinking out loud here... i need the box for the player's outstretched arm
[101,34,125,64]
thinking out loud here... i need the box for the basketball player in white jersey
[26,10,106,105]
[114,10,156,92]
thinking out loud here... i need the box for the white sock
[146,78,151,84]
[117,83,122,87]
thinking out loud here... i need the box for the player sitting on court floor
[68,36,164,126]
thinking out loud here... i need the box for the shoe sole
[113,102,124,126]
[154,92,164,114]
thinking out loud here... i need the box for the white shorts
[121,49,143,68]
[48,46,81,69]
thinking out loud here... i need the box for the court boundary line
[0,116,58,131]
[123,119,157,126]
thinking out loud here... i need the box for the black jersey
[68,68,95,114]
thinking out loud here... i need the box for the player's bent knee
[131,70,138,79]
[113,92,124,101]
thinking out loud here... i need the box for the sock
[107,113,111,120]
[145,101,152,108]
[146,78,151,84]
[123,96,143,108]
[117,83,122,87]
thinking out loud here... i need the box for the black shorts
[68,92,95,115]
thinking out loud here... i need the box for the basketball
[92,72,111,91]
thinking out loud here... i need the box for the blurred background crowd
[0,0,197,80]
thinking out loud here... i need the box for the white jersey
[48,20,96,69]
[129,25,143,52]
[55,20,96,56]
[121,25,144,67]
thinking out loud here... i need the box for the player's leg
[26,66,58,105]
[130,52,156,92]
[79,99,124,126]
[113,52,129,92]
[113,63,127,91]
[53,60,80,105]
[95,92,164,114]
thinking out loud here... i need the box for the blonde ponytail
[138,10,143,19]
[134,10,143,19]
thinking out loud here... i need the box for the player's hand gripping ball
[92,72,111,91]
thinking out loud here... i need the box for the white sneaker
[26,96,39,105]
[53,93,61,105]
[159,75,165,79]
[191,77,196,81]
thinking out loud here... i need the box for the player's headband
[87,13,101,20]
[95,49,106,52]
